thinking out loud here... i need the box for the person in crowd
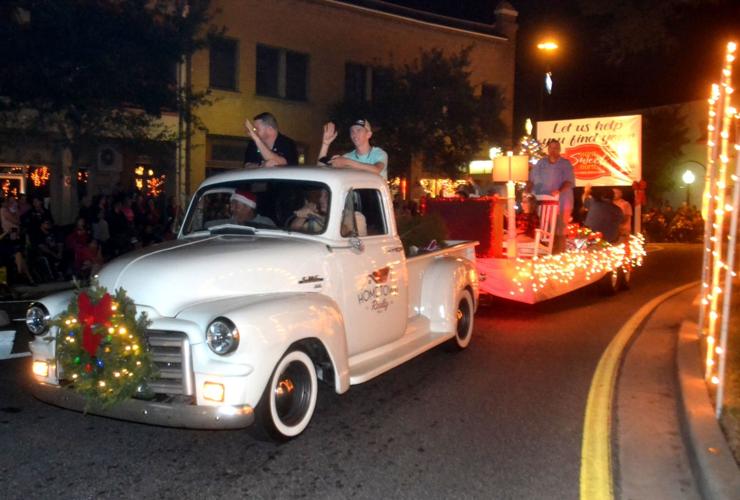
[22,196,52,241]
[244,112,299,168]
[289,188,329,233]
[146,198,161,227]
[643,207,667,242]
[318,119,388,179]
[0,225,34,285]
[23,197,49,235]
[578,184,593,223]
[661,201,675,224]
[409,180,426,214]
[528,139,575,253]
[121,196,135,225]
[612,188,632,241]
[164,195,182,238]
[75,239,104,279]
[584,187,623,244]
[32,219,64,280]
[78,195,96,227]
[65,218,89,253]
[457,176,481,198]
[109,200,133,256]
[92,209,111,257]
[133,193,148,229]
[229,189,275,226]
[65,218,90,277]
[0,197,21,234]
[17,194,31,219]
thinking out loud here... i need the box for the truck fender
[177,293,350,406]
[419,257,478,333]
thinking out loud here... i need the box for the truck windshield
[182,180,331,236]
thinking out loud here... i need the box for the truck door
[337,188,408,356]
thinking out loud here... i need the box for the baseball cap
[351,119,372,133]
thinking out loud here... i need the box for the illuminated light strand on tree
[705,41,736,383]
[698,84,721,331]
[715,127,740,418]
[506,234,645,296]
[30,166,50,187]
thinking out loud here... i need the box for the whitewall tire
[450,290,474,350]
[257,349,318,441]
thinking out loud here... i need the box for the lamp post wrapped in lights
[682,169,695,205]
[493,152,530,258]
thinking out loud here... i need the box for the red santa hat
[230,189,257,209]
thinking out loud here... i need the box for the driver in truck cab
[229,189,275,227]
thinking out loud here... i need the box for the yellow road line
[580,281,699,500]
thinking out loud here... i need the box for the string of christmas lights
[698,83,720,335]
[716,124,740,418]
[53,284,155,409]
[703,41,736,388]
[506,234,646,297]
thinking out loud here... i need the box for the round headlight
[206,318,239,355]
[26,304,50,336]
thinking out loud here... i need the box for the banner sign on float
[536,115,642,187]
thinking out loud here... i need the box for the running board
[347,316,452,385]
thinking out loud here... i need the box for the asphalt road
[0,244,702,499]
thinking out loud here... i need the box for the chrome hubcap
[457,300,470,340]
[274,361,311,426]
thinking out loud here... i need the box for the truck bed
[405,240,478,318]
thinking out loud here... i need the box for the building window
[256,44,308,101]
[345,63,389,103]
[371,67,391,103]
[206,135,249,172]
[209,37,238,91]
[345,63,370,102]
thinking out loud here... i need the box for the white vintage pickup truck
[27,167,478,439]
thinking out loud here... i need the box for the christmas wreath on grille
[52,283,156,409]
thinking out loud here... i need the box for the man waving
[318,119,388,179]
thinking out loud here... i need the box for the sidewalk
[616,285,740,499]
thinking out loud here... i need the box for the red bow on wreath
[78,292,113,357]
[632,180,647,206]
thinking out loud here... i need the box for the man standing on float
[529,139,575,253]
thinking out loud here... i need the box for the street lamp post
[682,169,695,206]
[537,40,558,120]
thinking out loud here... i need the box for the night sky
[348,0,740,135]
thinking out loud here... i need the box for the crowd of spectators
[642,201,704,243]
[0,192,181,286]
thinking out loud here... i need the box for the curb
[580,281,699,500]
[677,320,740,500]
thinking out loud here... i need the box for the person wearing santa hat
[229,189,275,227]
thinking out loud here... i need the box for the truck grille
[145,330,193,396]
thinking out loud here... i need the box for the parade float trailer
[426,196,645,305]
[423,112,646,304]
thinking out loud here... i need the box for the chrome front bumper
[31,382,254,430]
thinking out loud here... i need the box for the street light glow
[683,169,696,185]
[545,72,553,95]
[537,41,559,51]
